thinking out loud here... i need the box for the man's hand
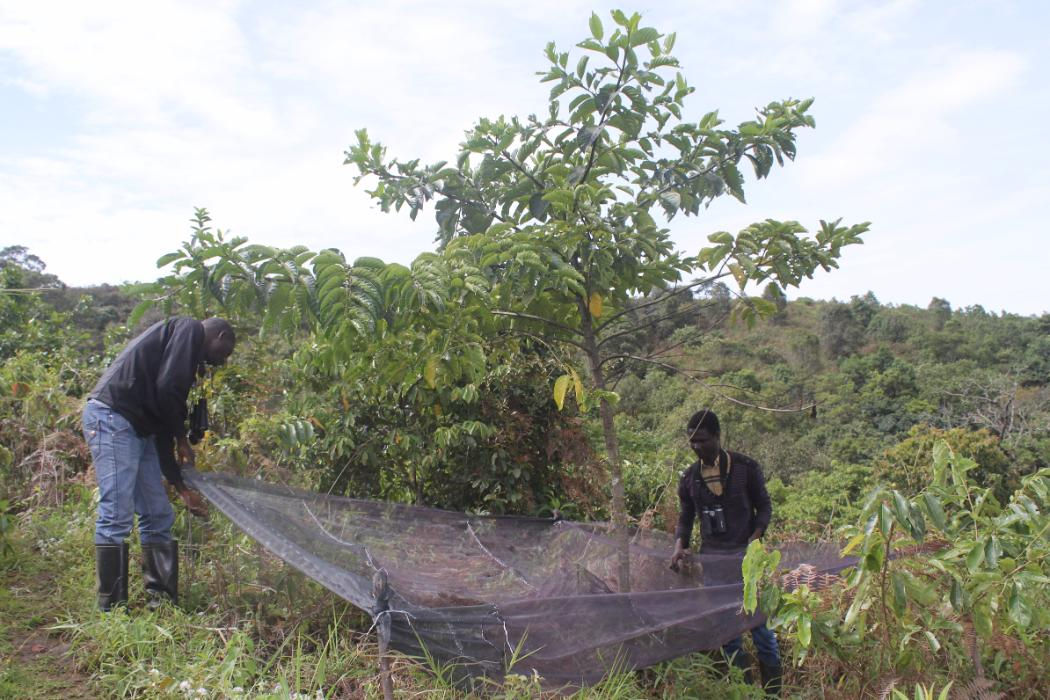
[748,528,764,543]
[176,436,195,468]
[176,485,208,518]
[669,543,689,573]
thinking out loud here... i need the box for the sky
[1,0,1047,315]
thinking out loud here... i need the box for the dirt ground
[0,570,96,700]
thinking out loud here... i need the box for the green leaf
[864,540,885,572]
[1008,582,1032,628]
[629,27,659,47]
[966,542,985,573]
[542,189,575,210]
[156,251,184,268]
[932,440,950,485]
[528,192,550,221]
[906,503,926,541]
[878,502,893,539]
[575,55,589,79]
[660,190,681,211]
[589,12,603,40]
[902,572,937,607]
[759,586,780,618]
[553,374,570,410]
[891,571,907,616]
[984,536,1001,569]
[891,491,911,529]
[798,614,812,648]
[973,603,993,638]
[577,125,602,149]
[922,493,947,531]
[950,577,966,612]
[128,299,154,327]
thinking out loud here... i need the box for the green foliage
[0,499,13,561]
[878,424,1014,499]
[756,440,1050,694]
[342,10,866,558]
[767,461,874,537]
[889,682,953,700]
[0,346,97,504]
[741,539,781,615]
[345,13,866,345]
[0,255,79,362]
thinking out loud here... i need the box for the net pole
[371,569,394,700]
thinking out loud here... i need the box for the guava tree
[346,10,868,586]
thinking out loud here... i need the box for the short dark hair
[202,317,235,340]
[687,409,720,437]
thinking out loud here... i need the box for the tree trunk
[579,296,632,591]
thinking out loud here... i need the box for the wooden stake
[372,569,394,700]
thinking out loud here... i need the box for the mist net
[186,469,854,686]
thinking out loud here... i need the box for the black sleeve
[155,319,203,437]
[154,434,184,487]
[747,459,772,535]
[674,468,696,549]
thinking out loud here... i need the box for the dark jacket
[91,317,204,438]
[90,318,205,484]
[675,450,772,552]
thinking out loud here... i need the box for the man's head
[201,318,236,366]
[686,409,720,463]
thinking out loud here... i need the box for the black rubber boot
[759,661,783,697]
[142,540,178,609]
[96,542,129,611]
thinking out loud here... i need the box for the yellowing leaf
[433,402,443,417]
[570,368,586,407]
[589,291,603,318]
[729,262,747,288]
[553,374,571,410]
[842,533,865,556]
[423,357,438,389]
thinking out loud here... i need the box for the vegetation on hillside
[1,10,1047,699]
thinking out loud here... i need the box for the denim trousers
[82,399,174,545]
[723,621,781,667]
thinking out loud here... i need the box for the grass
[0,490,97,699]
[0,485,765,699]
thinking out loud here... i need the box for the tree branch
[597,298,716,350]
[577,53,630,190]
[600,352,816,414]
[490,309,585,338]
[496,145,546,191]
[597,275,722,331]
[503,329,582,358]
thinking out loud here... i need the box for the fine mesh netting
[186,469,854,686]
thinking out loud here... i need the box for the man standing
[670,408,783,696]
[83,316,235,611]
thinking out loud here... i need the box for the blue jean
[82,399,174,545]
[723,621,780,667]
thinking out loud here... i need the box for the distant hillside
[609,287,1049,524]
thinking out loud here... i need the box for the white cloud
[800,49,1025,189]
[0,1,1047,315]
